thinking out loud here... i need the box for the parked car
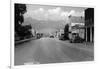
[59,34,65,40]
[70,34,84,43]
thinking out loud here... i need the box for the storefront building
[85,8,94,42]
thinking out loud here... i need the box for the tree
[64,24,69,40]
[15,3,32,40]
[15,3,27,32]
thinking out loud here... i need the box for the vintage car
[59,34,65,40]
[70,33,85,43]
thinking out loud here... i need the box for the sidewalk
[71,42,94,53]
[15,37,36,45]
[61,40,94,52]
[71,42,94,49]
[62,40,94,48]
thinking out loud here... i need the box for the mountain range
[22,16,84,33]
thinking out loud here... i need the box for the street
[15,38,94,65]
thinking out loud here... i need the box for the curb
[15,37,36,45]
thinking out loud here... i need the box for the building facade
[68,16,85,40]
[85,8,94,42]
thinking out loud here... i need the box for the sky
[24,4,87,21]
[23,4,87,33]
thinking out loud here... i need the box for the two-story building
[85,8,94,42]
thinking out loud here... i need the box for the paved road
[15,38,94,65]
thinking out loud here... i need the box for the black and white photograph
[14,3,94,66]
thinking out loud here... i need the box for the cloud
[39,8,44,12]
[24,7,84,21]
[68,10,75,16]
[68,10,84,17]
[48,7,61,14]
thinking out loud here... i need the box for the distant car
[36,33,41,39]
[59,34,65,40]
[50,35,54,38]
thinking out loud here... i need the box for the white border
[10,0,96,69]
[11,1,14,68]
